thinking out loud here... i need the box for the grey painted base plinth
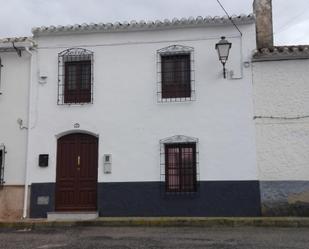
[97,181,261,217]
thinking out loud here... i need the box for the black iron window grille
[0,144,5,186]
[160,136,199,194]
[58,48,94,105]
[157,45,195,102]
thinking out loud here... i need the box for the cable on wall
[215,0,242,36]
[254,115,309,120]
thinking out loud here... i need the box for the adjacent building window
[58,48,93,104]
[160,135,199,194]
[157,45,195,102]
[0,57,3,94]
[0,144,5,185]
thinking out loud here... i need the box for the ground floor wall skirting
[97,181,261,217]
[30,181,261,218]
[0,185,26,220]
[30,183,55,218]
[260,181,309,216]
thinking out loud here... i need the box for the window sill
[158,96,196,103]
[161,190,200,199]
[58,102,93,106]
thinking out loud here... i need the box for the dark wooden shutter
[165,143,196,192]
[64,60,91,103]
[161,54,191,98]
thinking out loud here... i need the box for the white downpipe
[22,46,35,219]
[230,35,244,80]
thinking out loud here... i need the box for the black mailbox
[39,154,49,167]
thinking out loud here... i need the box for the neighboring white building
[251,0,309,216]
[0,37,33,219]
[253,47,309,216]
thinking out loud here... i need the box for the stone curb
[1,217,309,229]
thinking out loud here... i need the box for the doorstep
[47,211,98,221]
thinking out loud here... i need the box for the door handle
[77,156,80,166]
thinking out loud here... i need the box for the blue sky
[0,0,308,45]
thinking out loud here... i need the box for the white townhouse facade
[2,0,308,220]
[26,14,259,218]
[1,13,260,218]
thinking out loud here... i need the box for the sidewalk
[1,217,309,229]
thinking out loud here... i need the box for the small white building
[253,47,309,216]
[251,0,309,216]
[0,37,33,219]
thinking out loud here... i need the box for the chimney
[253,0,274,49]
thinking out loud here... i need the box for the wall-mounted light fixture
[215,36,232,79]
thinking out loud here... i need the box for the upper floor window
[157,45,195,102]
[58,48,93,105]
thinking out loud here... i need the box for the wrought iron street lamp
[215,36,232,79]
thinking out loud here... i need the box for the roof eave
[32,14,255,36]
[252,45,309,62]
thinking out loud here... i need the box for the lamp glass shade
[215,37,232,64]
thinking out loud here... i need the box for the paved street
[0,226,309,249]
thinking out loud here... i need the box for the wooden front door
[55,133,98,211]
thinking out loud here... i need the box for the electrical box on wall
[103,154,112,174]
[39,154,49,167]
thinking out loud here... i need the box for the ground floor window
[165,143,197,192]
[160,135,199,194]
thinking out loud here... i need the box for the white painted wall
[0,51,30,185]
[27,23,258,183]
[253,59,309,180]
